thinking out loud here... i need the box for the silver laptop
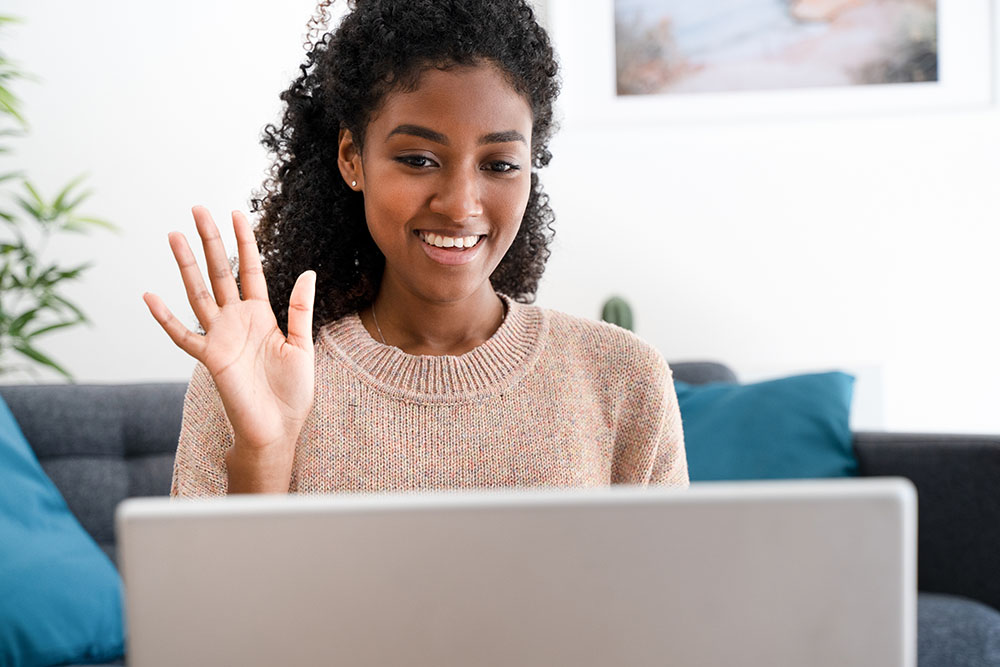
[117,478,916,667]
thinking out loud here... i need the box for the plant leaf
[33,263,59,287]
[56,261,92,281]
[66,215,118,232]
[12,342,73,380]
[26,318,83,338]
[53,174,89,211]
[59,190,94,216]
[22,180,44,207]
[7,307,38,336]
[0,86,26,126]
[48,293,88,321]
[14,195,41,219]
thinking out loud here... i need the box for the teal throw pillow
[0,395,125,666]
[675,371,857,481]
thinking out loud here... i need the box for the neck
[363,281,506,356]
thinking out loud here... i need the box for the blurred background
[2,0,998,435]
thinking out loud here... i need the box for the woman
[143,0,688,496]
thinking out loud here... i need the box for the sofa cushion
[0,395,125,666]
[918,592,1000,667]
[676,371,857,481]
[0,383,185,564]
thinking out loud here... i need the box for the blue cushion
[675,371,857,481]
[0,395,124,666]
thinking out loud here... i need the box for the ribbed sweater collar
[319,294,548,403]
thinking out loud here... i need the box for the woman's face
[339,62,533,306]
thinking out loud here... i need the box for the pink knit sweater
[170,297,688,496]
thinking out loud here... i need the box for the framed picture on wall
[547,0,994,124]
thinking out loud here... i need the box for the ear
[338,128,364,191]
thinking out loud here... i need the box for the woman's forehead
[367,63,533,140]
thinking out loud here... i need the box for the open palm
[143,206,316,456]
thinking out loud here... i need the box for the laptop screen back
[117,478,916,667]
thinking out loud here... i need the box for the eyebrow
[387,124,448,145]
[386,124,527,146]
[479,130,527,146]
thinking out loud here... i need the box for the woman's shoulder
[537,305,671,376]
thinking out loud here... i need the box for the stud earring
[351,180,358,188]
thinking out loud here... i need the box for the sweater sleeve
[611,344,689,488]
[170,362,233,497]
[647,366,689,487]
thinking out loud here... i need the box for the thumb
[286,270,316,351]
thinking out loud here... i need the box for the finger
[168,231,219,327]
[232,210,269,302]
[285,270,316,351]
[142,292,207,359]
[191,205,240,306]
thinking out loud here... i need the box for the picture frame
[546,0,995,124]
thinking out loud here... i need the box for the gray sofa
[2,361,999,667]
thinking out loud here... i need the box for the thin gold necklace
[370,300,507,346]
[371,302,387,345]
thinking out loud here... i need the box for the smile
[417,230,485,250]
[415,230,488,266]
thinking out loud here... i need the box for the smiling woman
[142,0,689,496]
[340,64,533,354]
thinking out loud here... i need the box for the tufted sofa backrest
[0,383,186,564]
[0,361,735,565]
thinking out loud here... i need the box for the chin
[407,274,497,306]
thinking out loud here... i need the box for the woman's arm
[610,345,689,488]
[647,369,689,487]
[146,206,316,494]
[171,363,232,497]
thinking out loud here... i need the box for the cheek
[363,180,422,239]
[495,178,532,234]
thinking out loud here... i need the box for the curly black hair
[250,0,560,334]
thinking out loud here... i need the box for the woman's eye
[396,155,436,168]
[485,161,521,174]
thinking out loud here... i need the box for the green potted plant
[0,15,115,380]
[601,295,634,331]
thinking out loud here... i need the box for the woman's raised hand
[143,206,316,491]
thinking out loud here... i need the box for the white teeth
[420,232,481,249]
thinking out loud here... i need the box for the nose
[428,167,484,222]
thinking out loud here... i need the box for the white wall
[2,0,322,386]
[542,1,1000,435]
[3,1,998,435]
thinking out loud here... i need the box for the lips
[415,229,487,266]
[417,230,486,250]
